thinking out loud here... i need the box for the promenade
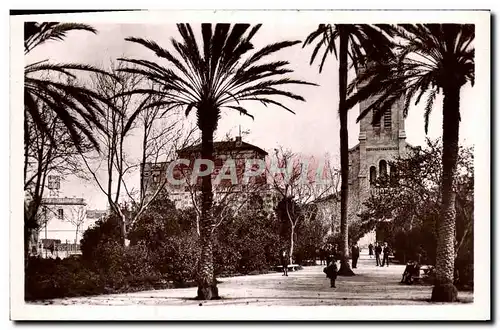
[38,251,473,306]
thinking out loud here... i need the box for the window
[383,109,392,128]
[57,209,64,219]
[373,111,380,128]
[369,166,377,186]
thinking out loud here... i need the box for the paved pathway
[37,252,473,306]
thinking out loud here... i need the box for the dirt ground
[33,251,473,306]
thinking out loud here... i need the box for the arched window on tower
[370,166,377,186]
[373,110,381,128]
[379,160,388,181]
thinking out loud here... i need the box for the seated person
[401,260,421,284]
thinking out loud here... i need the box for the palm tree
[24,22,116,264]
[345,24,474,301]
[24,22,116,152]
[118,23,316,300]
[303,24,394,276]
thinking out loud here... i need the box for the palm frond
[424,89,438,134]
[25,22,97,54]
[225,105,255,120]
[24,22,117,152]
[121,23,315,132]
[348,23,474,136]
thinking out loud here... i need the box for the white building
[35,197,106,258]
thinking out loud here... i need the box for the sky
[25,23,479,209]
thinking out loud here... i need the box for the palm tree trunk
[196,125,219,300]
[431,82,460,302]
[337,27,355,276]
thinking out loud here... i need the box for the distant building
[86,209,108,220]
[35,197,85,258]
[141,136,277,213]
[32,175,108,258]
[38,197,88,242]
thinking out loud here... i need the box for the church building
[348,95,413,246]
[315,94,415,247]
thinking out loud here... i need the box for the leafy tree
[346,24,474,301]
[293,204,328,264]
[118,23,315,299]
[269,148,336,264]
[303,24,395,275]
[216,197,282,275]
[80,62,195,247]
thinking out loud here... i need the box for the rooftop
[177,137,268,156]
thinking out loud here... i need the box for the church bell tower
[353,92,408,246]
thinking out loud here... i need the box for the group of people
[317,244,340,266]
[368,241,392,267]
[282,241,393,289]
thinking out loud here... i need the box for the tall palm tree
[118,23,316,300]
[303,24,394,276]
[24,22,116,151]
[345,24,474,302]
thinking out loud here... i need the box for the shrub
[25,257,102,300]
[214,209,282,274]
[149,231,200,284]
[80,215,122,261]
[25,243,163,301]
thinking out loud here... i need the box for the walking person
[381,242,391,267]
[319,248,325,265]
[374,242,382,266]
[49,242,55,257]
[323,258,338,288]
[281,250,289,276]
[351,242,360,268]
[368,243,374,259]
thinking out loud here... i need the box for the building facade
[142,136,277,213]
[38,197,87,244]
[32,178,108,258]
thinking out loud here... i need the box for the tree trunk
[431,82,460,302]
[289,225,295,265]
[119,215,127,247]
[196,123,219,300]
[337,27,355,276]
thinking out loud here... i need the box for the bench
[407,265,434,283]
[420,265,434,276]
[301,259,317,266]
